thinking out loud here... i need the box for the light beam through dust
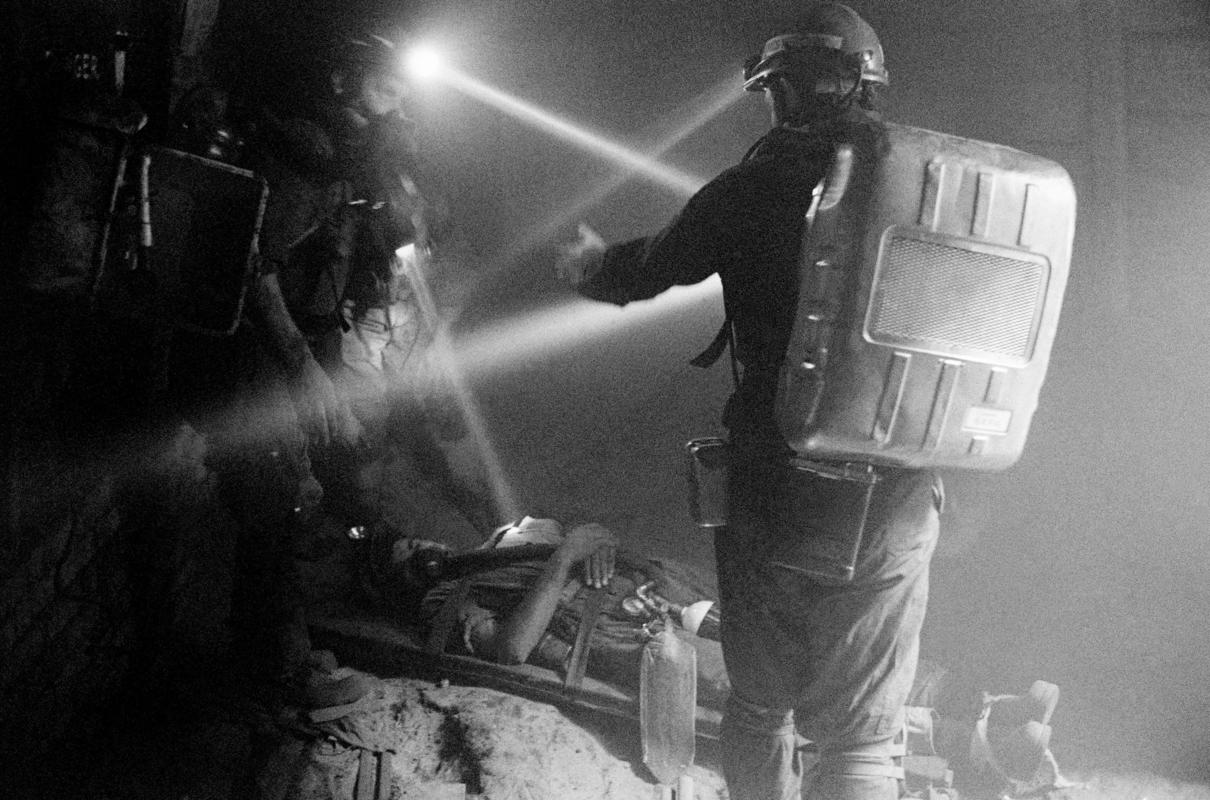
[397,243,523,521]
[439,67,710,197]
[450,276,724,378]
[489,72,745,274]
[397,61,742,519]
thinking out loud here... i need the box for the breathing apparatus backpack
[772,116,1075,471]
[686,118,1074,584]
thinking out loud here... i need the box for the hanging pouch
[766,458,878,584]
[685,437,729,528]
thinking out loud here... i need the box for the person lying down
[358,515,1068,792]
[362,515,732,709]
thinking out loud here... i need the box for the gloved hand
[286,355,363,449]
[554,222,606,287]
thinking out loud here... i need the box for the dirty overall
[692,439,941,800]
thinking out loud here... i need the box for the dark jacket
[579,121,860,453]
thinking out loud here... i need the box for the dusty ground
[68,658,727,800]
[65,654,1210,800]
[1052,774,1210,800]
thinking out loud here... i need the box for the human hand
[286,356,363,449]
[557,523,617,588]
[554,222,606,287]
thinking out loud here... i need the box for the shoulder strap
[688,132,830,388]
[689,318,741,389]
[686,133,783,388]
[689,319,730,370]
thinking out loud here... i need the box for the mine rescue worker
[270,33,475,530]
[557,5,943,799]
[164,32,436,692]
[250,31,428,453]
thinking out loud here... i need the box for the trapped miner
[364,515,731,705]
[556,5,944,800]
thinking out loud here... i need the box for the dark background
[5,0,1210,785]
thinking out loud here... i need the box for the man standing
[557,5,942,799]
[164,32,439,688]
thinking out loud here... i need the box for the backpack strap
[690,319,730,369]
[690,318,740,388]
[691,139,837,393]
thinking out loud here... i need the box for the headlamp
[404,43,443,82]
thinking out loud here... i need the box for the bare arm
[473,523,617,666]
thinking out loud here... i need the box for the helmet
[743,3,888,93]
[330,32,401,81]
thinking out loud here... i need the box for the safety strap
[685,133,776,382]
[818,756,905,781]
[563,587,609,691]
[690,318,741,389]
[688,145,833,389]
[690,320,730,369]
[425,577,472,656]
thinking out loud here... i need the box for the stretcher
[306,602,724,741]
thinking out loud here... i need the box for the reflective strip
[817,755,904,781]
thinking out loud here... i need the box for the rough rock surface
[277,675,727,800]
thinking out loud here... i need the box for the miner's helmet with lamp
[326,30,422,200]
[328,32,414,121]
[743,2,887,112]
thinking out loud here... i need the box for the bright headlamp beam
[394,243,522,521]
[438,66,709,197]
[491,73,744,271]
[451,276,723,378]
[404,44,444,82]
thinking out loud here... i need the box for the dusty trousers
[714,453,941,800]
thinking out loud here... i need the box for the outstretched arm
[554,173,738,306]
[472,523,617,665]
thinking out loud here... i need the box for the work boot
[986,680,1060,728]
[300,650,373,710]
